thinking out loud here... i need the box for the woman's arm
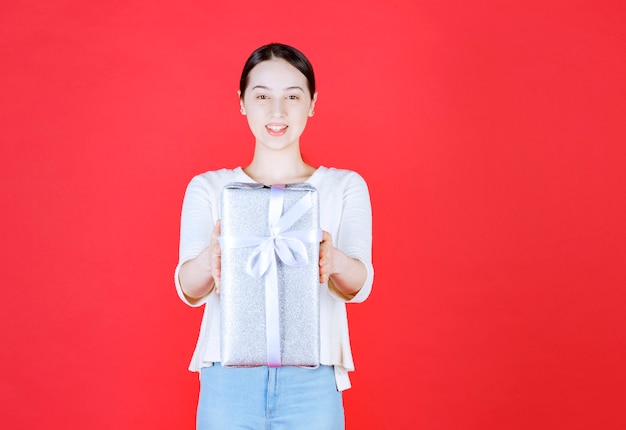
[175,174,223,306]
[319,171,374,301]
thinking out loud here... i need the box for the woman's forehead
[247,59,307,89]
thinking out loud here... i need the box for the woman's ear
[309,92,318,117]
[238,90,245,115]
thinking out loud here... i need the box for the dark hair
[239,43,316,98]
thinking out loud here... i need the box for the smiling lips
[266,123,288,136]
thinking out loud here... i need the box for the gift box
[218,182,322,368]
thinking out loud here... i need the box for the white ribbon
[220,185,322,367]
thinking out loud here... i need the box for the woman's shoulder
[190,167,245,186]
[315,166,368,186]
[183,168,247,198]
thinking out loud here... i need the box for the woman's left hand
[318,230,367,298]
[319,230,336,284]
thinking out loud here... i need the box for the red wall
[2,1,625,428]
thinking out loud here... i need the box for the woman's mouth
[266,123,288,136]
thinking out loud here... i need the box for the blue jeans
[197,363,344,429]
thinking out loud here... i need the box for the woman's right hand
[179,220,222,300]
[208,219,222,295]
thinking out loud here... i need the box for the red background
[2,1,625,428]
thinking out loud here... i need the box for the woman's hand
[208,219,222,295]
[319,230,367,299]
[179,220,222,300]
[319,230,337,284]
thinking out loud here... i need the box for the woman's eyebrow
[250,85,304,92]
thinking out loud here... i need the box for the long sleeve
[333,171,374,303]
[175,170,239,307]
[174,175,215,307]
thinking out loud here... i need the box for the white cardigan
[175,166,374,391]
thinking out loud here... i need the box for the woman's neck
[243,148,316,185]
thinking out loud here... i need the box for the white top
[175,166,374,391]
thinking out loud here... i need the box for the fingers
[211,219,221,243]
[212,220,222,295]
[319,243,328,283]
[321,230,332,245]
[319,230,333,284]
[212,241,221,295]
[214,219,221,235]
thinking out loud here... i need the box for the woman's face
[240,58,317,153]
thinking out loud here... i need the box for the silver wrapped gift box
[218,182,322,368]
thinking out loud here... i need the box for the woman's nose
[270,98,286,117]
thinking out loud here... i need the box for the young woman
[175,43,374,429]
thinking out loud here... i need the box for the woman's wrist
[328,253,366,299]
[179,252,215,299]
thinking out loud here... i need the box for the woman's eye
[287,95,299,100]
[257,95,268,100]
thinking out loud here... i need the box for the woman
[175,43,374,429]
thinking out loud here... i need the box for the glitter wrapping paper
[219,182,321,368]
